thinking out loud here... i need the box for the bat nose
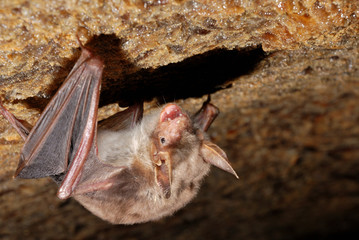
[159,104,187,123]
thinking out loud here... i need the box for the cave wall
[0,1,358,239]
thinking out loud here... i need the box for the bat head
[150,103,238,199]
[150,104,191,198]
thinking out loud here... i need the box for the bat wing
[0,100,31,140]
[15,46,104,200]
[98,102,143,131]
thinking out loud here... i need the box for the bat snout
[159,104,187,123]
[157,104,191,146]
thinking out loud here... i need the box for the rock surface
[0,1,358,239]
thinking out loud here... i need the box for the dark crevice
[100,41,265,107]
[23,34,266,109]
[105,47,265,107]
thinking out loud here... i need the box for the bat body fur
[77,109,210,224]
[0,43,238,224]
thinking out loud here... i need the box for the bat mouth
[159,104,188,123]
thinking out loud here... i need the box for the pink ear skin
[153,151,172,199]
[193,97,219,132]
[200,140,239,179]
[194,99,239,178]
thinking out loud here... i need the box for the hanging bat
[0,42,238,224]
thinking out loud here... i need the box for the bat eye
[160,137,166,144]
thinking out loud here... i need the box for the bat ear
[200,140,239,178]
[193,98,219,132]
[154,151,172,199]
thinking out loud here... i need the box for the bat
[0,42,238,224]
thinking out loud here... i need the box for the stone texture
[0,0,358,239]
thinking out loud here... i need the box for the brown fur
[74,104,219,224]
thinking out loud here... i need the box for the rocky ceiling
[0,1,358,239]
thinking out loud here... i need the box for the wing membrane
[15,48,104,182]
